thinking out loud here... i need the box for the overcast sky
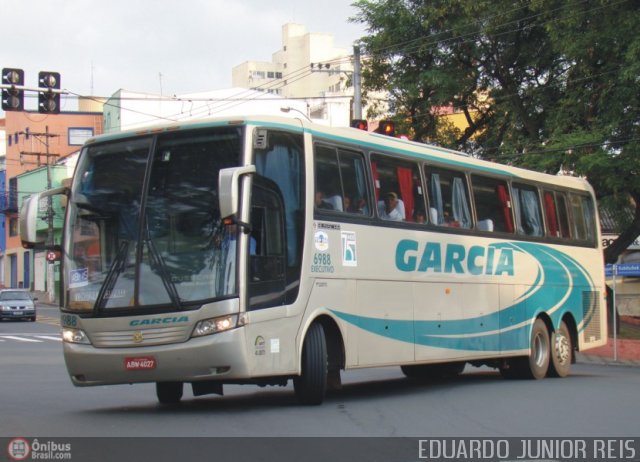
[1,0,366,108]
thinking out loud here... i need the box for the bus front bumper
[63,327,251,386]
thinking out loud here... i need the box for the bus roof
[86,115,593,194]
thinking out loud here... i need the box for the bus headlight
[62,327,91,345]
[192,314,238,338]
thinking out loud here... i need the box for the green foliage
[353,0,640,261]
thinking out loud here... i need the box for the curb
[576,353,640,368]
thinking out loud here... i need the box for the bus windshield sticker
[341,231,357,267]
[69,268,89,289]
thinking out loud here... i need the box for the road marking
[35,335,62,342]
[0,335,42,343]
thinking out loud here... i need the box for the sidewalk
[577,338,640,367]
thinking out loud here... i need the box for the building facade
[2,110,102,299]
[232,23,356,127]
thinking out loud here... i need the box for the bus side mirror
[20,187,69,248]
[218,165,256,219]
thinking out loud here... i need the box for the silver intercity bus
[20,116,607,405]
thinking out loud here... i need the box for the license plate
[124,356,157,370]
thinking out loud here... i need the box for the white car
[0,289,37,322]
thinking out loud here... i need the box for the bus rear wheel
[156,381,183,404]
[548,321,572,378]
[293,322,327,405]
[501,318,550,380]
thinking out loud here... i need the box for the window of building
[9,218,18,237]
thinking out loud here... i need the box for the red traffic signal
[351,119,368,131]
[374,120,395,136]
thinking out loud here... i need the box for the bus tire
[501,318,550,380]
[548,321,572,378]
[525,318,550,380]
[294,322,327,405]
[156,381,183,404]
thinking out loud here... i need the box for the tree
[352,0,640,263]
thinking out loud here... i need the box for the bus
[20,115,607,405]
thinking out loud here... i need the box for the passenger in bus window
[315,191,334,210]
[378,192,404,221]
[347,196,367,214]
[343,195,352,213]
[414,209,427,224]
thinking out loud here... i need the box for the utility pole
[19,127,59,302]
[353,46,363,120]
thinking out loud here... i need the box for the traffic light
[2,68,25,111]
[351,119,368,131]
[38,71,61,114]
[374,120,395,137]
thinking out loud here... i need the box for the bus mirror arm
[236,220,252,234]
[219,165,256,219]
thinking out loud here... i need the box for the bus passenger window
[471,175,514,233]
[543,190,571,239]
[569,193,596,241]
[313,144,369,216]
[513,184,544,237]
[371,154,424,222]
[426,167,471,228]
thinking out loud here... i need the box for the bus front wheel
[156,381,183,404]
[293,322,327,405]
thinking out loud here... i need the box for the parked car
[0,289,37,322]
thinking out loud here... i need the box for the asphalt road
[1,305,639,440]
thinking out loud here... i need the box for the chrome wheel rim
[533,332,548,367]
[554,332,571,365]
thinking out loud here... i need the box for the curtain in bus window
[521,189,543,236]
[396,167,413,221]
[255,145,300,266]
[497,184,514,233]
[371,161,380,202]
[583,197,596,241]
[513,188,524,234]
[452,177,471,228]
[430,173,444,224]
[544,192,559,237]
[557,194,571,238]
[354,159,368,214]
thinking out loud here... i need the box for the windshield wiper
[94,240,130,312]
[144,229,183,311]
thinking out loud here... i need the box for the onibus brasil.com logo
[7,438,72,460]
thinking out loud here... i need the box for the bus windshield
[64,127,243,313]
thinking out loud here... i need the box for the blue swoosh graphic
[331,242,597,353]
